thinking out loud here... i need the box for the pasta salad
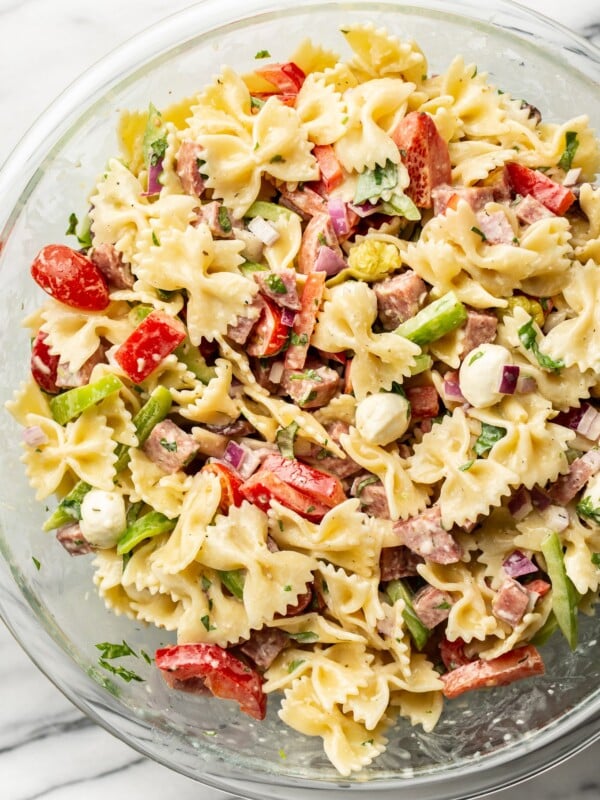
[7,23,600,776]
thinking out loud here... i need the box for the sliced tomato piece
[284,272,326,370]
[313,144,344,193]
[439,636,472,671]
[246,297,290,357]
[262,453,346,507]
[240,469,330,521]
[525,578,552,598]
[202,461,244,513]
[114,310,186,383]
[440,644,545,699]
[255,61,306,94]
[30,331,60,394]
[155,643,266,720]
[391,111,452,208]
[31,244,110,311]
[505,162,575,215]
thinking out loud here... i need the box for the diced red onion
[508,487,533,520]
[575,404,600,441]
[314,245,347,277]
[503,550,538,578]
[237,449,262,480]
[530,485,551,511]
[540,504,570,532]
[443,378,465,401]
[516,375,537,394]
[247,216,280,246]
[563,167,581,187]
[269,360,285,384]
[222,440,247,471]
[348,202,381,218]
[142,158,164,197]
[555,404,588,431]
[498,364,520,394]
[280,307,296,327]
[22,425,48,447]
[327,198,351,237]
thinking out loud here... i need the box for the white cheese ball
[355,392,411,446]
[458,343,512,408]
[79,489,127,549]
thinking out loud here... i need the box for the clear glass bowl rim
[0,1,599,798]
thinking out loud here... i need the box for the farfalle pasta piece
[334,78,415,173]
[342,23,427,85]
[288,38,340,76]
[296,72,348,145]
[261,208,303,271]
[128,447,193,519]
[561,507,600,596]
[573,183,600,264]
[339,427,430,521]
[6,379,52,426]
[317,562,386,640]
[449,140,518,185]
[408,408,518,528]
[172,358,239,426]
[311,281,421,399]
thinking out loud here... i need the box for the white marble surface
[1,1,600,798]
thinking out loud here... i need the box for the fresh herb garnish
[32,556,41,571]
[65,212,92,249]
[250,96,266,111]
[558,131,579,171]
[95,640,138,660]
[201,614,216,631]
[255,49,271,59]
[276,420,299,459]
[471,226,487,241]
[290,332,308,346]
[98,660,144,683]
[289,368,322,382]
[159,438,178,452]
[152,231,161,247]
[218,569,245,600]
[468,350,485,366]
[217,205,232,234]
[592,553,600,566]
[355,475,379,495]
[518,317,564,372]
[288,659,305,672]
[288,631,319,643]
[264,273,288,294]
[269,154,286,164]
[459,460,475,471]
[576,496,600,525]
[474,422,507,456]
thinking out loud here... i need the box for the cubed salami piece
[548,450,600,505]
[56,344,106,389]
[176,140,205,197]
[91,243,134,289]
[142,419,200,474]
[412,585,453,628]
[196,201,234,238]
[432,184,494,215]
[56,522,93,556]
[254,269,301,310]
[226,295,264,345]
[374,270,427,330]
[352,477,391,519]
[492,576,530,627]
[379,545,423,581]
[238,627,289,671]
[393,505,463,564]
[474,209,516,245]
[278,185,327,219]
[460,309,498,358]
[514,194,555,225]
[281,364,340,409]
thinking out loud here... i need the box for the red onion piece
[327,198,351,237]
[498,364,520,394]
[22,425,48,447]
[280,307,296,327]
[508,487,533,520]
[563,167,581,187]
[516,375,537,394]
[575,405,600,440]
[237,449,262,480]
[314,245,347,276]
[443,378,465,401]
[348,202,381,218]
[222,440,246,471]
[503,550,538,578]
[142,158,164,196]
[247,216,280,246]
[554,404,589,430]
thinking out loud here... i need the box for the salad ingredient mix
[6,23,600,776]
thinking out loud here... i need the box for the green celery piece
[175,337,217,385]
[395,292,468,347]
[541,531,579,650]
[116,510,176,555]
[239,261,269,275]
[530,611,559,647]
[113,385,173,473]
[142,103,167,168]
[43,481,92,531]
[386,579,430,651]
[409,353,432,376]
[218,569,245,600]
[50,375,124,425]
[244,200,296,222]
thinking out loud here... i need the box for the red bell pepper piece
[31,244,110,311]
[202,461,244,513]
[246,296,290,357]
[155,643,266,720]
[504,162,576,215]
[261,453,346,507]
[240,469,330,521]
[255,61,306,94]
[525,578,552,598]
[114,310,186,383]
[251,92,297,108]
[439,636,472,671]
[284,272,325,370]
[313,144,344,193]
[440,644,545,699]
[391,111,452,208]
[30,330,60,394]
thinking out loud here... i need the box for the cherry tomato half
[31,244,110,311]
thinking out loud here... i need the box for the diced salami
[514,194,555,225]
[379,545,423,581]
[441,645,544,699]
[238,627,289,671]
[406,385,439,419]
[460,309,498,357]
[278,185,327,219]
[492,576,530,627]
[301,421,362,479]
[91,243,134,289]
[280,364,340,409]
[142,419,200,474]
[281,587,314,617]
[373,270,427,330]
[56,344,106,389]
[474,209,516,245]
[56,522,93,556]
[176,140,205,197]
[432,184,494,216]
[548,450,600,505]
[297,213,342,274]
[412,585,453,628]
[196,201,234,238]
[254,269,301,310]
[226,295,264,345]
[353,477,391,519]
[393,505,463,564]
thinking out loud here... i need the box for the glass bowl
[0,1,599,798]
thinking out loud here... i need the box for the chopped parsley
[283,584,293,592]
[217,205,232,233]
[151,231,161,247]
[159,438,178,452]
[592,553,600,566]
[468,350,485,366]
[289,368,322,382]
[98,660,144,683]
[269,154,286,163]
[459,459,475,472]
[264,273,288,294]
[140,650,153,665]
[250,96,266,111]
[288,659,305,673]
[474,422,507,457]
[290,332,308,346]
[558,131,579,171]
[355,475,379,495]
[201,575,212,592]
[95,640,138,660]
[65,212,92,249]
[471,226,487,241]
[201,614,217,632]
[276,420,299,459]
[288,631,319,643]
[518,317,564,372]
[576,496,600,525]
[255,49,271,59]
[32,556,41,571]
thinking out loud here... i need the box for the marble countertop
[1,1,599,798]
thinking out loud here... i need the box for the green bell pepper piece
[42,480,92,532]
[386,579,430,651]
[116,510,176,555]
[541,531,579,650]
[218,569,245,600]
[530,610,559,647]
[113,385,173,473]
[395,292,468,347]
[49,374,124,425]
[244,200,296,222]
[174,337,217,385]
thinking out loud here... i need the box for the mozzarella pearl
[79,489,127,549]
[459,343,513,408]
[356,392,411,446]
